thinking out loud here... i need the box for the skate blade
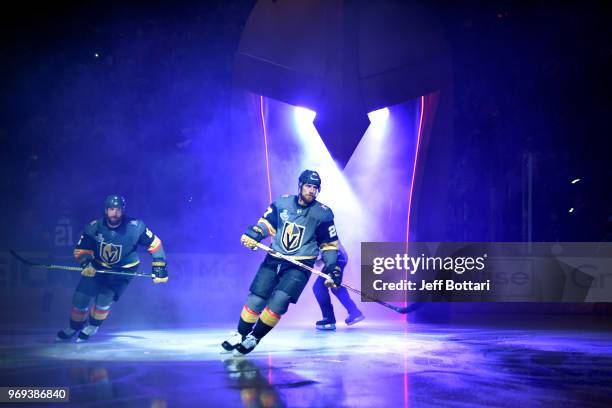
[222,340,244,353]
[346,315,365,326]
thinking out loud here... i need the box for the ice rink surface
[1,322,612,407]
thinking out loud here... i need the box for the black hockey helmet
[104,195,126,210]
[298,170,321,191]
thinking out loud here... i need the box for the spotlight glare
[294,107,316,124]
[367,107,389,123]
[571,178,581,184]
[569,208,574,213]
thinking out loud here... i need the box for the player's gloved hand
[240,225,264,250]
[80,260,96,277]
[323,264,342,288]
[152,260,169,284]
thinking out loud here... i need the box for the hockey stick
[255,243,411,314]
[9,249,152,278]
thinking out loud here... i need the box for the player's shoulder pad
[127,218,145,232]
[84,219,100,234]
[313,201,335,221]
[275,195,295,208]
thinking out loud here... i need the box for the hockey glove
[323,264,342,288]
[240,225,264,250]
[80,260,96,277]
[152,260,169,284]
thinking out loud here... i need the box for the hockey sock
[238,305,260,336]
[89,306,110,326]
[69,307,88,331]
[252,307,281,340]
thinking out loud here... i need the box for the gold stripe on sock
[260,307,280,327]
[240,305,260,323]
[91,307,110,321]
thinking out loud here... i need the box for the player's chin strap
[254,243,411,314]
[9,250,152,278]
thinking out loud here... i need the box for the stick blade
[391,303,423,314]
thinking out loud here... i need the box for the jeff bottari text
[372,279,491,291]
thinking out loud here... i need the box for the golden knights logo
[280,222,305,253]
[100,242,122,265]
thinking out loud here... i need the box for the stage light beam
[367,108,389,123]
[294,107,316,124]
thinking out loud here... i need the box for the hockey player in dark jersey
[222,170,342,354]
[313,242,364,330]
[56,195,168,342]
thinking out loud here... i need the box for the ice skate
[234,334,259,355]
[316,318,336,331]
[345,312,365,326]
[55,328,78,341]
[76,325,99,342]
[221,331,244,352]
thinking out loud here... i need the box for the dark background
[0,1,610,323]
[439,1,611,243]
[1,1,609,251]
